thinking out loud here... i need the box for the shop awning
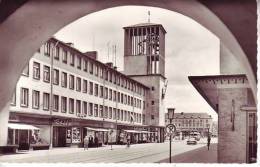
[8,123,39,130]
[124,130,153,134]
[85,127,109,132]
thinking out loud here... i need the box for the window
[121,110,123,121]
[69,75,74,89]
[32,90,40,109]
[89,103,93,116]
[113,108,116,120]
[117,92,120,103]
[20,88,29,107]
[54,46,60,60]
[76,77,81,92]
[104,106,108,118]
[124,111,127,121]
[109,107,112,119]
[61,96,67,113]
[76,100,81,114]
[117,109,120,120]
[76,55,81,69]
[151,100,155,105]
[69,53,75,66]
[128,111,130,122]
[94,104,98,117]
[61,72,67,87]
[83,101,87,115]
[94,84,99,96]
[22,64,29,76]
[100,67,103,78]
[89,82,93,95]
[83,59,88,72]
[83,80,88,93]
[53,69,59,85]
[94,65,98,76]
[33,62,40,79]
[151,115,155,120]
[43,93,49,110]
[109,89,112,100]
[69,98,74,114]
[53,95,59,112]
[99,105,103,118]
[151,86,155,91]
[43,65,50,82]
[113,91,117,102]
[44,42,51,56]
[109,71,112,82]
[62,49,67,63]
[104,87,108,99]
[89,62,93,74]
[121,93,123,104]
[100,86,104,98]
[10,90,16,106]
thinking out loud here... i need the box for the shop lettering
[53,119,70,126]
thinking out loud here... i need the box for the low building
[165,112,213,137]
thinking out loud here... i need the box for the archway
[0,0,256,146]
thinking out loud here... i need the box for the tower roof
[123,22,166,33]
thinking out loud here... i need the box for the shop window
[43,92,49,110]
[32,90,40,109]
[61,96,67,113]
[43,65,50,83]
[33,62,40,80]
[20,88,29,107]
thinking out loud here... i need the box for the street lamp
[167,108,175,163]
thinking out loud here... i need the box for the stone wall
[218,87,247,163]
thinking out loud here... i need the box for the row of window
[43,41,146,96]
[30,61,145,109]
[13,88,143,123]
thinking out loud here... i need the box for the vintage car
[186,137,197,145]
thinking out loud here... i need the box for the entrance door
[53,127,67,147]
[247,112,257,163]
[18,130,29,150]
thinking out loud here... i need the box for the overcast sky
[55,6,220,121]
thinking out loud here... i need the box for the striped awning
[8,123,39,130]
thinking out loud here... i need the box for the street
[0,138,217,163]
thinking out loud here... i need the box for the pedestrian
[207,135,211,150]
[126,134,131,148]
[83,136,89,150]
[94,135,99,148]
[89,135,93,147]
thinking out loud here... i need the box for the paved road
[0,138,217,163]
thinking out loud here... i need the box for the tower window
[151,86,155,91]
[151,101,155,105]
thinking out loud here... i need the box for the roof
[123,22,167,33]
[165,112,212,119]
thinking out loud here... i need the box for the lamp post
[167,108,175,163]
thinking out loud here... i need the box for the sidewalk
[158,143,217,163]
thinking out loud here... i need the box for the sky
[55,6,220,121]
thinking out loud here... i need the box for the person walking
[126,134,131,148]
[83,136,89,150]
[207,135,211,150]
[94,135,99,148]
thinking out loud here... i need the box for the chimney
[84,51,98,60]
[66,42,74,47]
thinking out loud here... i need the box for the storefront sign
[66,129,72,143]
[53,118,71,126]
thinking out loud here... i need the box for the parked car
[187,137,197,145]
[190,132,201,141]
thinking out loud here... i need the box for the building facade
[7,23,167,149]
[189,75,257,163]
[165,112,213,137]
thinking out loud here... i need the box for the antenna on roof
[148,11,151,23]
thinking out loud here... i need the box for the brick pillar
[218,87,247,163]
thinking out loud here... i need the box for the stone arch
[0,0,256,146]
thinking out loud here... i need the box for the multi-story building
[6,22,167,148]
[165,112,213,137]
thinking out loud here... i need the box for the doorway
[53,127,67,147]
